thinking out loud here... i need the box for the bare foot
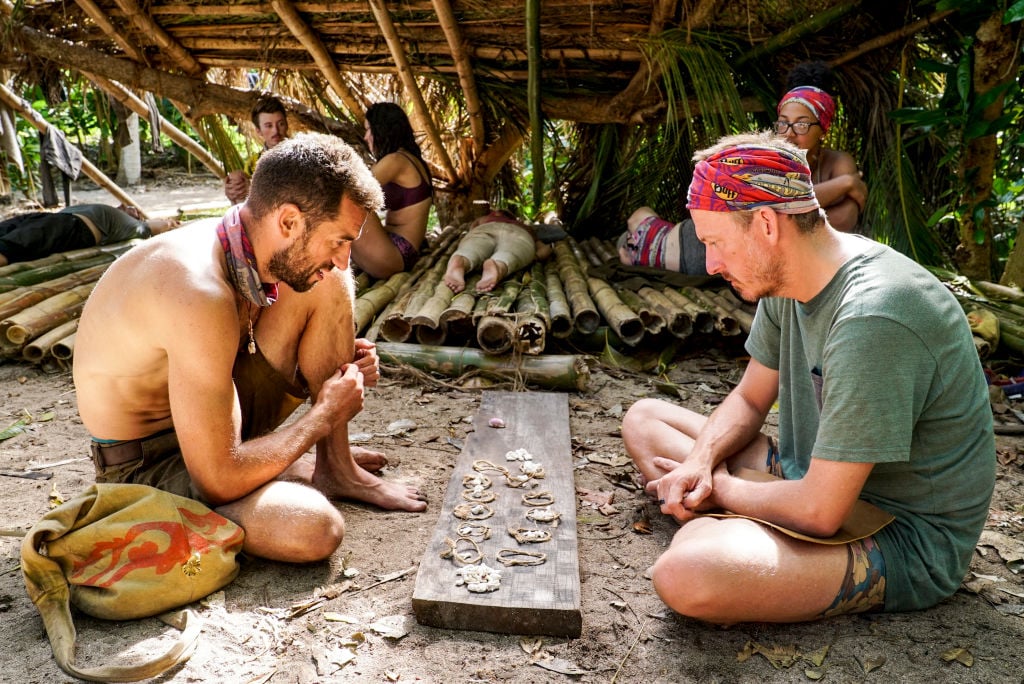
[351,445,390,473]
[443,255,469,293]
[475,259,508,292]
[313,468,428,512]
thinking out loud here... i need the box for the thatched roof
[0,0,980,239]
[2,0,948,124]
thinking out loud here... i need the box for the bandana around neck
[215,205,278,307]
[686,144,820,214]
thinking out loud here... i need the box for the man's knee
[651,523,724,617]
[622,398,665,443]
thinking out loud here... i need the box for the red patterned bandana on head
[778,86,836,133]
[686,144,821,214]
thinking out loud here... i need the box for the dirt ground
[1,176,1024,683]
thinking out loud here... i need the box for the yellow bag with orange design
[21,483,244,682]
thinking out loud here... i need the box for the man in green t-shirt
[622,131,995,622]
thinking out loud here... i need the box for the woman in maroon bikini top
[350,103,433,279]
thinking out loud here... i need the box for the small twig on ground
[603,545,633,569]
[347,565,416,596]
[610,617,651,684]
[602,586,640,625]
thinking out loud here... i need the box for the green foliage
[887,27,1024,269]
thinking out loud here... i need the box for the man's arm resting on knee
[710,458,875,538]
[654,359,779,517]
[165,296,363,504]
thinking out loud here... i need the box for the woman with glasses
[776,85,867,233]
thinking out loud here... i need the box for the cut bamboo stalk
[683,287,740,336]
[578,237,604,268]
[0,263,108,320]
[270,0,365,122]
[476,314,516,355]
[587,236,618,265]
[51,331,77,360]
[111,0,203,76]
[553,241,599,334]
[379,288,418,343]
[617,287,664,334]
[513,264,550,325]
[3,283,94,345]
[430,0,485,159]
[415,322,448,346]
[22,320,78,362]
[638,286,692,339]
[567,237,591,272]
[704,289,753,334]
[365,0,457,183]
[512,264,549,355]
[0,254,116,293]
[377,342,590,392]
[353,272,410,335]
[439,274,481,326]
[543,261,573,338]
[410,281,457,329]
[5,300,86,348]
[663,287,714,333]
[485,278,524,316]
[514,315,546,355]
[587,276,644,346]
[0,242,125,281]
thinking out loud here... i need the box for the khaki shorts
[91,344,309,501]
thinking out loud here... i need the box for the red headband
[778,86,836,133]
[686,144,820,214]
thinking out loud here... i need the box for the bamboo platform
[0,223,753,377]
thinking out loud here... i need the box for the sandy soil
[1,351,1024,684]
[1,176,1023,683]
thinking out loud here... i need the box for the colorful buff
[778,86,836,133]
[686,144,821,214]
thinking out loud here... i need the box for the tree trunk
[957,11,1020,280]
[116,112,141,186]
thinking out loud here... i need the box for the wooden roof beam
[366,0,457,184]
[10,23,363,144]
[605,0,677,123]
[110,0,204,76]
[269,0,365,123]
[72,0,147,64]
[431,0,484,164]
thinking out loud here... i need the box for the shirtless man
[74,133,426,563]
[224,96,290,205]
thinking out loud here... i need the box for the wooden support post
[366,0,458,184]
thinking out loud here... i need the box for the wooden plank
[412,391,581,637]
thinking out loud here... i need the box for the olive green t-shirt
[745,238,995,612]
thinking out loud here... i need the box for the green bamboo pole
[543,261,572,338]
[638,286,692,339]
[377,342,590,391]
[553,241,599,333]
